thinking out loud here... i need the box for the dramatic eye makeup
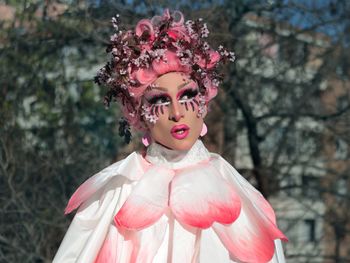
[143,92,170,117]
[178,88,199,101]
[146,93,170,105]
[142,81,200,121]
[178,82,199,111]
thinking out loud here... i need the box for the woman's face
[143,72,206,151]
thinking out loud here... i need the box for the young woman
[53,9,287,263]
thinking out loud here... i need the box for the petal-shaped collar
[145,140,210,169]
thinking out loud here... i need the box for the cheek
[148,114,170,135]
[184,103,203,135]
[190,115,204,134]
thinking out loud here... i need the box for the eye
[148,95,170,105]
[179,89,198,102]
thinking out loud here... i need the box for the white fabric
[53,140,286,263]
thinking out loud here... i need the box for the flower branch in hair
[94,9,235,139]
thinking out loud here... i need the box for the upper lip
[171,124,189,133]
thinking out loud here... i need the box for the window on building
[279,218,319,244]
[300,219,316,242]
[335,177,348,202]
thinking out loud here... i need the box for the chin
[169,138,197,151]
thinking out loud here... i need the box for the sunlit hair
[95,9,235,138]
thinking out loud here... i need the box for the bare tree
[1,1,349,262]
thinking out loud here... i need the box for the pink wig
[95,9,235,132]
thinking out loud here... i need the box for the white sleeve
[53,177,127,263]
[269,239,286,263]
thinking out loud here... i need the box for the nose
[168,100,184,122]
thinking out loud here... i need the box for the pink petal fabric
[213,215,285,263]
[65,160,124,214]
[170,163,241,228]
[94,225,119,263]
[210,155,288,263]
[129,219,168,263]
[114,166,175,230]
[65,152,148,214]
[58,141,288,263]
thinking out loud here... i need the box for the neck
[145,140,210,169]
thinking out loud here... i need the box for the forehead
[152,72,192,91]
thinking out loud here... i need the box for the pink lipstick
[170,124,190,139]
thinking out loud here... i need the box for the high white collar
[145,140,211,169]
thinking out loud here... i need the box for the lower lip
[171,129,189,139]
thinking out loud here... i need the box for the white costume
[54,140,287,263]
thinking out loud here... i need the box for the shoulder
[65,151,150,214]
[207,152,256,190]
[207,152,231,170]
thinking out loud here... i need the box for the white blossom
[201,23,209,38]
[110,34,118,42]
[212,79,220,86]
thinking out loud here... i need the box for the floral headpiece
[94,9,235,141]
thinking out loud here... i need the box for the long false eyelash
[141,104,159,123]
[153,104,168,116]
[193,98,199,106]
[147,94,170,105]
[189,101,195,111]
[150,105,156,115]
[184,102,189,111]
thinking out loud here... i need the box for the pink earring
[142,133,152,147]
[200,123,208,137]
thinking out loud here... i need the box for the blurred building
[233,12,350,263]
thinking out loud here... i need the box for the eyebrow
[152,81,192,92]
